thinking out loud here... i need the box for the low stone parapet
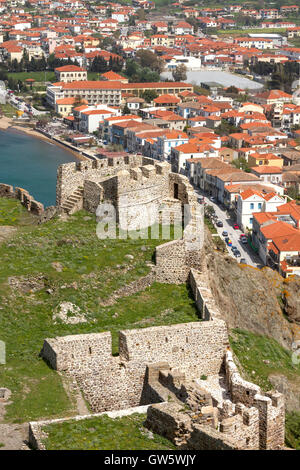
[0,183,44,215]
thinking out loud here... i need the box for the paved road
[8,94,45,116]
[195,189,262,268]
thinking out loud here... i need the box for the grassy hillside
[42,413,176,450]
[0,198,199,423]
[230,329,300,449]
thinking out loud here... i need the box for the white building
[237,189,285,231]
[77,105,121,134]
[156,131,189,160]
[164,55,201,71]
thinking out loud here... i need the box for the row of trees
[250,61,299,93]
[90,56,123,73]
[8,52,81,73]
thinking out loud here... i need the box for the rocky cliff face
[202,230,300,351]
[282,278,300,325]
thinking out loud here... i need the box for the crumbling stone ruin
[30,153,286,450]
[0,183,44,215]
[38,274,286,450]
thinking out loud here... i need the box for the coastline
[0,116,88,161]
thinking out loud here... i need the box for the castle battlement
[0,183,44,215]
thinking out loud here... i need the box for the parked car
[233,224,240,230]
[231,246,237,252]
[240,258,246,264]
[234,250,241,257]
[209,196,216,202]
[222,231,228,237]
[216,220,223,227]
[239,233,246,239]
[241,238,248,245]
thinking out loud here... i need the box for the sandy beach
[0,116,88,161]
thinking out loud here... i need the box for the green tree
[123,103,131,115]
[136,49,164,73]
[172,64,187,82]
[141,89,158,103]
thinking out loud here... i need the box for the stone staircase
[60,186,84,214]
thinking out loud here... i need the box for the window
[258,203,262,209]
[250,203,254,209]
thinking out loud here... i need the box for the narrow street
[195,189,262,268]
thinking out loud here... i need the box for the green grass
[7,71,117,84]
[217,28,287,36]
[0,202,200,422]
[87,72,104,81]
[229,329,300,391]
[7,71,56,83]
[230,329,300,450]
[0,102,17,118]
[42,413,176,450]
[204,216,217,234]
[0,198,34,226]
[290,38,300,48]
[285,412,300,450]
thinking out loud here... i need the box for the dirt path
[0,393,29,450]
[59,373,89,416]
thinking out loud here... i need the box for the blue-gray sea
[0,129,78,207]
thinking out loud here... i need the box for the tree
[123,104,130,115]
[172,64,187,82]
[226,86,239,95]
[128,16,136,26]
[73,95,84,107]
[232,157,251,173]
[136,50,164,74]
[141,89,158,103]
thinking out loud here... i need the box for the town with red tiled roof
[0,0,300,450]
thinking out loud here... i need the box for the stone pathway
[0,392,30,450]
[99,271,155,306]
[196,374,230,408]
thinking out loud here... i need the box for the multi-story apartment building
[47,81,193,108]
[47,80,122,107]
[54,65,87,83]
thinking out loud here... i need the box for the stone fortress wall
[42,321,228,414]
[56,154,147,207]
[36,153,285,450]
[40,281,285,450]
[0,183,44,215]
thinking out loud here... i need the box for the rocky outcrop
[282,278,300,324]
[202,230,300,350]
[269,374,300,412]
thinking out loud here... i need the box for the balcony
[285,255,300,267]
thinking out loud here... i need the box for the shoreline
[0,116,89,161]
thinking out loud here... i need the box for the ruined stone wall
[118,322,228,377]
[188,425,241,450]
[219,404,259,450]
[189,269,222,320]
[82,180,103,214]
[145,364,260,450]
[0,183,44,215]
[254,392,285,450]
[154,174,204,284]
[56,154,145,206]
[41,321,229,412]
[116,163,170,230]
[41,332,112,373]
[225,351,285,450]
